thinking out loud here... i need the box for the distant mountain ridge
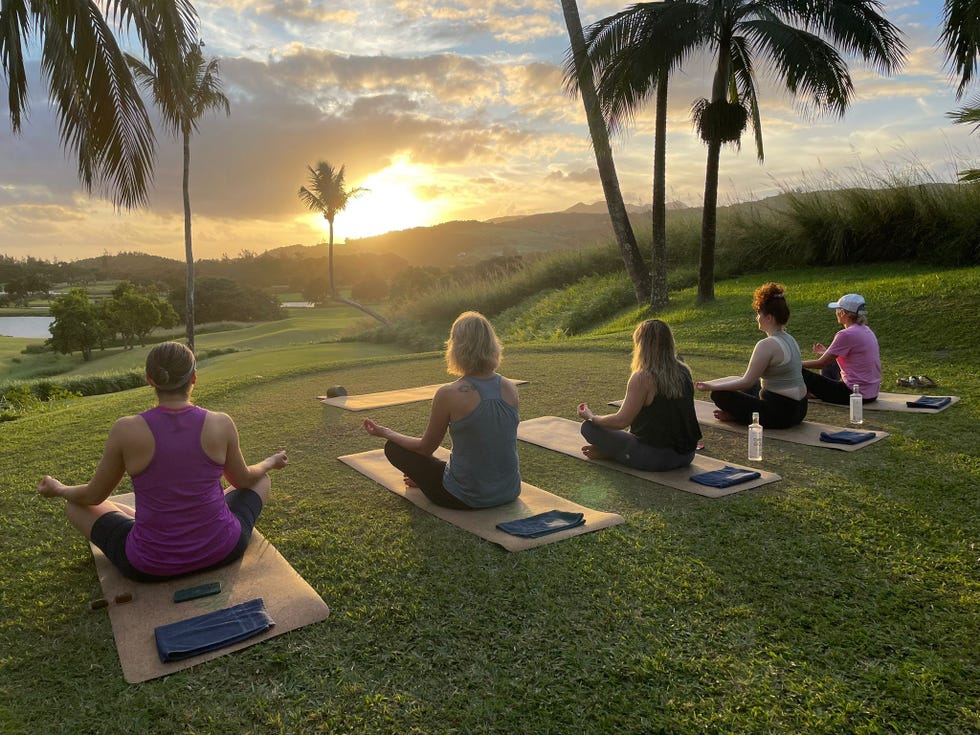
[346,201,696,266]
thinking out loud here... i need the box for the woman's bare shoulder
[201,409,237,433]
[436,380,467,397]
[113,414,147,431]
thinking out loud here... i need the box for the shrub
[0,384,81,421]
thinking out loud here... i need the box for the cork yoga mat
[90,494,329,683]
[338,448,624,551]
[692,400,888,451]
[517,416,780,498]
[318,379,529,411]
[811,391,959,413]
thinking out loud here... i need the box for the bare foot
[713,409,736,422]
[581,445,611,460]
[402,475,419,488]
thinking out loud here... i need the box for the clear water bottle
[748,412,763,461]
[849,383,863,426]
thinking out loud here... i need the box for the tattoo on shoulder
[457,382,473,392]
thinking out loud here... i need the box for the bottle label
[748,427,763,460]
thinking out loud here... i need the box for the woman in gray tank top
[363,311,521,509]
[695,282,808,429]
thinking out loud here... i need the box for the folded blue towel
[496,510,585,538]
[819,430,877,445]
[155,598,274,663]
[906,396,952,409]
[690,466,761,488]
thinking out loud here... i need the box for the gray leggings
[581,420,694,472]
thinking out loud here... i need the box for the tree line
[0,248,407,307]
[43,280,283,361]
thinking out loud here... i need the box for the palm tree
[575,1,705,309]
[0,0,196,208]
[685,0,905,302]
[129,42,231,353]
[559,0,652,306]
[940,0,980,181]
[298,162,390,325]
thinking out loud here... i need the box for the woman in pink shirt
[802,293,881,403]
[37,342,287,582]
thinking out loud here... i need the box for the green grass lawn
[1,265,977,734]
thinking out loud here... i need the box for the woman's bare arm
[696,339,775,392]
[219,414,288,489]
[37,419,130,505]
[579,371,650,430]
[364,385,453,456]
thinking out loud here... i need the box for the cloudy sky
[1,0,977,262]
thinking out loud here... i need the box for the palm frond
[298,161,366,221]
[947,96,980,132]
[578,1,705,131]
[2,0,198,208]
[40,0,155,208]
[741,19,852,117]
[808,0,906,75]
[0,0,31,130]
[730,35,765,161]
[940,0,980,96]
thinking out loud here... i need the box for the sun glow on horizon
[320,158,448,241]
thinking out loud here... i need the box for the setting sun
[316,158,447,241]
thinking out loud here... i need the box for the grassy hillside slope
[1,265,977,734]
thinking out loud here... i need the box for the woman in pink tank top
[37,342,288,582]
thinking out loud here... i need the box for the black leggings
[580,420,694,471]
[802,369,878,405]
[710,388,808,429]
[383,441,474,510]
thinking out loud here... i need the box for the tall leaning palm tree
[559,0,652,306]
[0,0,196,208]
[129,42,230,353]
[576,1,705,309]
[685,0,905,302]
[298,162,389,325]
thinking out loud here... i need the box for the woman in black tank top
[576,320,701,472]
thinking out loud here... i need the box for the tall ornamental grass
[385,169,979,343]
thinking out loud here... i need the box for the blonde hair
[630,319,690,399]
[146,341,196,394]
[445,311,502,376]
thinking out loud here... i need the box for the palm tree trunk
[323,214,388,325]
[182,129,195,352]
[560,0,651,305]
[650,73,669,310]
[698,137,722,304]
[332,295,390,325]
[327,217,337,299]
[696,38,733,305]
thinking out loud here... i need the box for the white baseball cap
[828,294,866,314]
